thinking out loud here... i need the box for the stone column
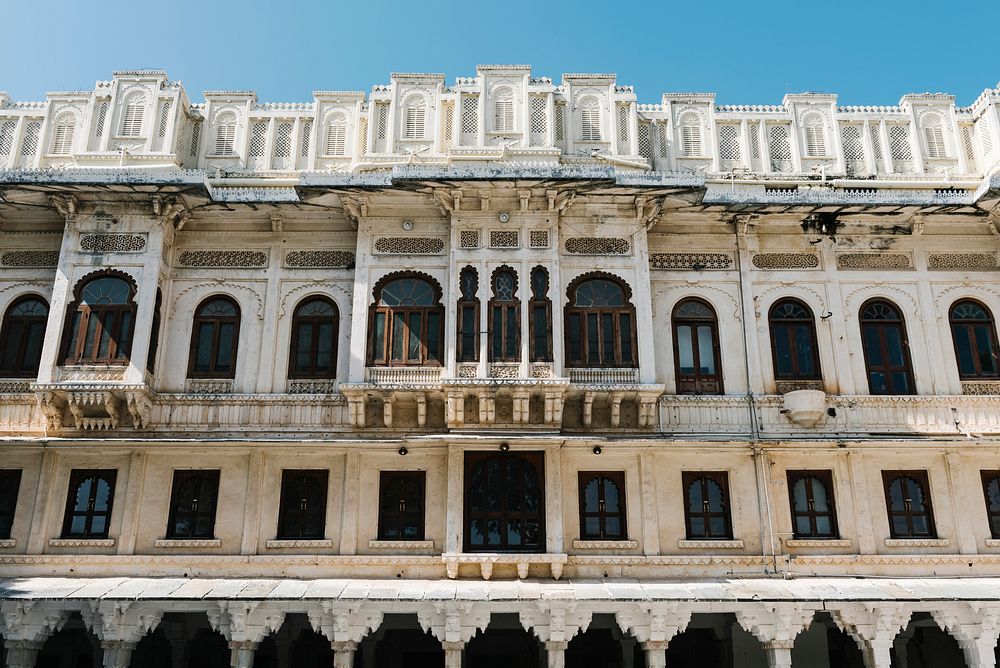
[960,637,999,668]
[763,640,794,668]
[441,641,464,668]
[3,640,42,668]
[641,640,667,668]
[332,641,357,668]
[856,635,894,668]
[229,640,256,668]
[545,640,568,668]
[101,640,137,668]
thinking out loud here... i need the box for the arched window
[802,113,827,157]
[787,471,838,539]
[565,274,637,368]
[679,112,702,157]
[529,266,552,362]
[949,300,999,379]
[378,471,426,540]
[325,114,348,156]
[580,99,601,141]
[214,112,237,155]
[489,266,520,362]
[0,296,48,377]
[288,297,339,379]
[769,299,821,382]
[166,470,220,539]
[578,471,627,540]
[465,451,544,552]
[982,472,1000,540]
[62,469,117,538]
[456,267,479,363]
[120,94,145,137]
[188,296,240,378]
[61,272,136,365]
[682,472,732,539]
[672,298,722,394]
[493,88,514,133]
[922,114,947,159]
[369,274,443,366]
[403,98,426,140]
[50,113,76,155]
[277,470,328,539]
[882,471,935,538]
[860,300,914,395]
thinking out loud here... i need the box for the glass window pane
[604,480,620,512]
[83,312,99,357]
[975,326,997,374]
[90,515,106,535]
[795,516,811,536]
[216,323,234,371]
[117,311,132,358]
[316,323,334,370]
[677,326,694,374]
[815,516,832,535]
[605,517,620,537]
[890,371,910,394]
[426,312,441,361]
[408,312,422,360]
[601,312,615,365]
[690,517,705,537]
[794,325,815,375]
[792,479,808,511]
[697,326,716,374]
[505,307,517,358]
[584,479,599,512]
[98,312,114,358]
[863,326,883,367]
[391,313,405,361]
[296,326,313,372]
[492,308,503,359]
[567,313,581,362]
[195,324,213,371]
[74,479,93,511]
[811,480,829,511]
[709,517,726,536]
[773,327,792,376]
[587,314,600,365]
[886,326,905,367]
[372,313,386,362]
[619,313,633,363]
[869,371,887,394]
[533,306,548,359]
[911,515,929,534]
[585,517,600,536]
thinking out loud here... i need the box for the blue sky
[3,0,998,106]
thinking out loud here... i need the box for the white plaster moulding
[0,539,15,548]
[153,539,222,548]
[265,539,334,549]
[47,538,116,548]
[884,538,951,548]
[571,540,640,550]
[368,540,435,550]
[677,539,745,550]
[784,539,852,548]
[985,539,1000,548]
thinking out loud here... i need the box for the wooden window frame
[681,471,733,540]
[62,469,117,539]
[768,299,822,381]
[786,470,839,539]
[982,471,1000,540]
[860,299,915,395]
[377,471,426,541]
[456,267,480,363]
[288,297,339,379]
[146,289,162,375]
[0,469,22,540]
[881,470,936,539]
[672,298,724,395]
[488,266,520,363]
[187,296,241,379]
[578,471,628,540]
[949,299,1000,380]
[60,271,137,366]
[464,451,545,553]
[166,470,221,539]
[0,295,49,378]
[564,273,639,369]
[367,273,444,367]
[276,470,329,540]
[529,266,553,362]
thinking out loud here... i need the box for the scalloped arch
[279,282,352,317]
[565,271,634,305]
[170,281,264,319]
[371,270,443,304]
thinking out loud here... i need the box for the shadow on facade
[35,613,101,668]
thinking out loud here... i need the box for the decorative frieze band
[287,380,338,395]
[775,380,824,394]
[0,380,31,393]
[284,250,355,268]
[0,250,60,267]
[751,253,819,270]
[373,237,445,254]
[836,253,912,269]
[564,237,630,255]
[79,234,146,253]
[649,252,733,270]
[962,381,1000,395]
[177,250,269,268]
[927,253,998,270]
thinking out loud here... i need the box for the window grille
[749,123,760,159]
[461,96,478,135]
[0,121,15,159]
[18,121,40,167]
[157,101,171,138]
[580,102,601,141]
[961,125,976,167]
[681,124,702,157]
[248,120,268,169]
[718,125,740,161]
[804,124,826,157]
[189,121,201,158]
[300,120,312,157]
[554,103,565,142]
[617,104,629,145]
[358,118,367,155]
[869,123,883,160]
[443,103,454,142]
[888,125,912,160]
[842,125,864,161]
[637,122,652,161]
[50,115,75,155]
[325,118,347,156]
[768,124,792,171]
[120,95,144,137]
[981,121,994,157]
[94,101,109,139]
[272,121,293,168]
[657,123,669,157]
[376,103,389,141]
[923,125,946,159]
[494,92,514,133]
[404,99,426,139]
[215,115,236,155]
[530,97,547,146]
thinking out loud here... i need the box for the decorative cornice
[47,538,115,548]
[153,539,221,548]
[677,539,745,550]
[572,540,640,550]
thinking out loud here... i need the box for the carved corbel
[609,391,626,427]
[382,392,395,428]
[49,195,78,217]
[832,603,911,668]
[477,389,496,424]
[732,213,758,236]
[582,391,597,427]
[270,212,284,233]
[478,190,491,212]
[415,392,427,428]
[518,189,532,212]
[549,190,576,213]
[446,390,465,428]
[512,389,531,423]
[432,190,456,217]
[637,391,661,428]
[343,392,366,428]
[35,391,65,431]
[340,195,368,229]
[125,391,153,430]
[636,195,665,230]
[544,389,565,427]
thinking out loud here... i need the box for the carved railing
[568,368,639,384]
[364,367,443,384]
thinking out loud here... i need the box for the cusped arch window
[949,300,999,380]
[214,112,237,155]
[188,296,241,379]
[50,113,77,155]
[324,113,348,156]
[802,112,827,157]
[679,112,702,158]
[456,267,480,363]
[860,299,914,395]
[120,94,145,137]
[921,113,947,159]
[883,471,935,538]
[493,87,514,133]
[564,274,637,368]
[769,299,821,383]
[672,298,722,394]
[61,272,137,365]
[368,274,443,366]
[403,97,427,140]
[579,98,601,142]
[0,296,49,377]
[489,266,520,362]
[289,297,339,379]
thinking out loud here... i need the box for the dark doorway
[35,613,99,668]
[130,627,172,668]
[185,627,229,668]
[464,451,545,552]
[465,614,541,668]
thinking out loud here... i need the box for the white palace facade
[1,65,1000,667]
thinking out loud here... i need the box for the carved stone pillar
[441,640,464,668]
[332,640,357,668]
[3,640,43,668]
[545,640,568,668]
[228,640,257,668]
[101,640,137,668]
[641,640,668,668]
[763,640,794,668]
[960,637,999,668]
